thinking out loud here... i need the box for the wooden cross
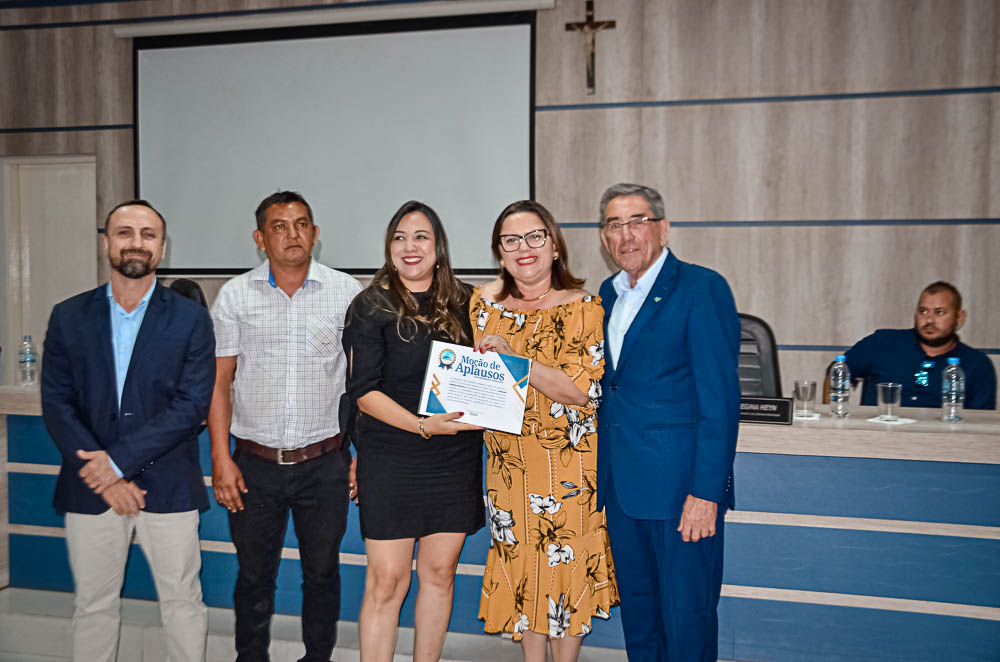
[565,0,616,95]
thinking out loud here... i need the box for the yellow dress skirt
[470,289,619,639]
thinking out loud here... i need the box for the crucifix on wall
[565,0,616,95]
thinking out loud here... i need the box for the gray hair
[599,183,665,223]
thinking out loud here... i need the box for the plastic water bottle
[18,335,38,386]
[829,354,851,418]
[941,357,965,423]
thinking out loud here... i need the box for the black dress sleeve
[342,292,389,403]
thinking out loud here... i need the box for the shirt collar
[105,279,156,313]
[612,247,669,297]
[253,259,318,290]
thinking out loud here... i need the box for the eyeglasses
[914,360,935,387]
[601,215,663,234]
[498,229,548,252]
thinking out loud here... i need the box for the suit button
[110,413,117,421]
[610,384,618,391]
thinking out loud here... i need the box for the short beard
[920,331,958,348]
[111,251,154,279]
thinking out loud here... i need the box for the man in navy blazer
[41,200,215,662]
[596,183,741,662]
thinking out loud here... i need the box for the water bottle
[941,357,965,423]
[828,354,851,418]
[18,335,38,387]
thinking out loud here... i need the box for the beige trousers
[65,509,207,662]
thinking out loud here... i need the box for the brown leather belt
[235,434,342,465]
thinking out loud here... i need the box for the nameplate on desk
[740,397,793,425]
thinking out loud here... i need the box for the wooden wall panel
[671,224,1000,346]
[0,28,101,128]
[537,94,999,222]
[538,0,1000,105]
[0,0,997,412]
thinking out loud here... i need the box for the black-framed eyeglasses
[914,360,935,387]
[601,215,663,233]
[498,229,548,252]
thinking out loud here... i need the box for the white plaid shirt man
[212,259,362,449]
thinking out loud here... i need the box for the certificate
[418,340,531,434]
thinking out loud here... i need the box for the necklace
[520,285,551,302]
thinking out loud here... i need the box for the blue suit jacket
[597,252,741,521]
[41,283,215,515]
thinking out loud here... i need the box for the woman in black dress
[342,201,484,662]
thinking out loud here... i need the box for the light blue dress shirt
[607,247,669,367]
[105,280,155,477]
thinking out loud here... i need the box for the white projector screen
[136,18,532,272]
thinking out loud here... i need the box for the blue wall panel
[10,415,998,656]
[735,453,1000,526]
[719,596,1000,661]
[724,523,1000,608]
[10,534,74,592]
[7,414,61,465]
[9,473,64,527]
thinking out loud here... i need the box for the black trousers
[229,445,350,662]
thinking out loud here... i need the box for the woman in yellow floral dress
[472,200,618,662]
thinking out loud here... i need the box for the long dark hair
[491,200,584,301]
[364,201,470,343]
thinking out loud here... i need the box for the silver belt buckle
[276,448,294,465]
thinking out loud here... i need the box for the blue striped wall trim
[537,85,1000,112]
[560,217,1000,229]
[724,523,1000,609]
[0,0,435,31]
[717,596,1000,661]
[733,453,1000,527]
[776,344,1000,355]
[14,528,1000,657]
[7,468,495,563]
[7,533,627,647]
[0,124,132,134]
[13,425,1000,527]
[14,519,999,613]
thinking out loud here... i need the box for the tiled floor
[0,588,627,661]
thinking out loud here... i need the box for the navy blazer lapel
[600,281,620,375]
[123,283,168,399]
[614,251,681,374]
[88,286,116,397]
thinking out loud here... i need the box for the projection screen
[136,16,533,273]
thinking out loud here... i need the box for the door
[2,155,98,384]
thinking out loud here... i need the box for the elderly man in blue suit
[41,200,216,662]
[596,183,741,661]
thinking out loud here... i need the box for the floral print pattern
[473,290,619,640]
[547,593,574,638]
[529,493,562,515]
[486,490,517,546]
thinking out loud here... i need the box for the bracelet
[417,417,431,439]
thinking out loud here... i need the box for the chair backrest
[168,278,208,309]
[738,313,782,397]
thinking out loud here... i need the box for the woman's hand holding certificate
[418,340,532,434]
[420,411,483,435]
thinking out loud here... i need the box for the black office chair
[168,278,208,309]
[738,313,782,397]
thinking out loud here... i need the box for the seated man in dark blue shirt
[831,281,996,410]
